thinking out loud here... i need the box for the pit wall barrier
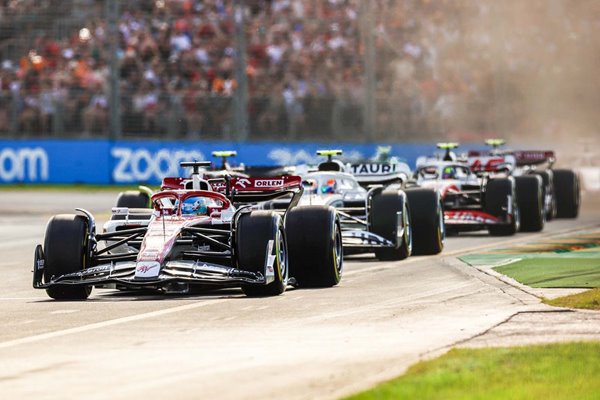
[0,139,447,185]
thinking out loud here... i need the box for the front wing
[33,257,269,291]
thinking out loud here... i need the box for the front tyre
[43,214,92,300]
[485,178,519,236]
[516,175,545,232]
[370,190,412,261]
[236,211,287,297]
[286,206,342,288]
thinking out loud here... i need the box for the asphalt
[0,190,598,399]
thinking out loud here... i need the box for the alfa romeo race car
[33,162,342,300]
[286,150,444,261]
[468,139,580,219]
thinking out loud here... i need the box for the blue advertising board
[0,139,440,185]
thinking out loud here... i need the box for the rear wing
[210,176,304,204]
[468,150,555,167]
[467,155,516,174]
[347,162,411,186]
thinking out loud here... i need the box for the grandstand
[0,0,597,142]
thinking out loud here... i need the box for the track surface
[0,191,598,399]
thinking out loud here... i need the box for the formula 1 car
[468,139,580,219]
[415,143,521,236]
[286,150,444,260]
[33,162,342,300]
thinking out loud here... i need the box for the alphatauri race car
[468,139,580,219]
[33,162,342,300]
[287,150,444,261]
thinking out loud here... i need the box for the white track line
[0,298,227,350]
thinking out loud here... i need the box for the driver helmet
[442,166,456,179]
[182,197,208,215]
[321,178,337,194]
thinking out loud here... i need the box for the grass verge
[544,288,600,310]
[494,258,600,288]
[346,341,600,400]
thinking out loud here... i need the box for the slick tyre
[43,214,92,300]
[370,190,412,261]
[286,206,342,288]
[516,175,545,232]
[116,191,150,208]
[236,211,287,297]
[405,188,444,255]
[533,170,556,221]
[111,191,151,221]
[485,178,519,236]
[553,169,580,218]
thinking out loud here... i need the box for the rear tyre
[405,188,444,255]
[485,178,519,236]
[533,170,556,221]
[370,191,412,261]
[516,175,545,232]
[286,206,342,288]
[116,191,150,208]
[43,214,92,300]
[236,211,287,297]
[553,169,580,218]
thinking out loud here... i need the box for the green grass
[545,288,600,310]
[494,258,600,288]
[346,342,600,400]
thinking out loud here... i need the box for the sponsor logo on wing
[135,261,160,278]
[255,179,284,187]
[446,211,497,224]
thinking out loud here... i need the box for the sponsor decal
[255,179,284,187]
[236,178,251,188]
[0,147,48,182]
[135,261,160,278]
[83,265,111,275]
[350,163,397,175]
[111,148,205,183]
[445,211,497,224]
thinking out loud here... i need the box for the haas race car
[468,139,580,220]
[287,150,444,261]
[415,143,543,236]
[33,162,342,300]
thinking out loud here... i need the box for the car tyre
[553,169,580,218]
[485,178,519,236]
[370,191,412,260]
[286,206,342,287]
[405,188,444,255]
[236,211,287,297]
[515,175,544,232]
[44,214,92,300]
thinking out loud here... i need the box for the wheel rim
[438,201,445,240]
[405,201,413,253]
[334,223,343,276]
[277,228,287,283]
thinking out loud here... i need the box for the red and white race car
[33,162,342,300]
[414,143,522,235]
[468,139,580,220]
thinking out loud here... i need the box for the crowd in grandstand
[0,0,597,140]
